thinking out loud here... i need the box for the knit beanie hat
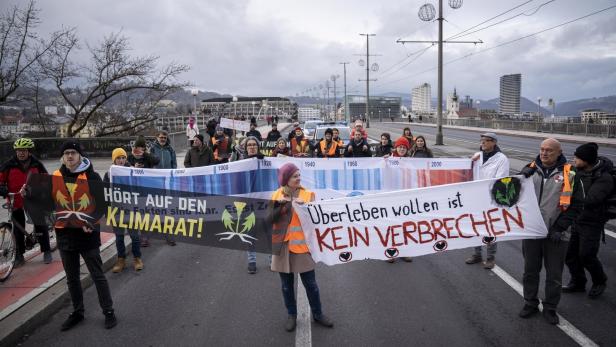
[60,140,83,156]
[194,134,204,143]
[111,148,127,163]
[278,162,300,187]
[134,135,146,148]
[574,142,598,164]
[394,137,410,149]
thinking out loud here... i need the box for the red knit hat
[394,137,410,149]
[278,162,300,187]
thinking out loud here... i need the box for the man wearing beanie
[551,142,612,299]
[185,134,214,168]
[50,140,117,330]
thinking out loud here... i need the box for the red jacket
[0,156,48,209]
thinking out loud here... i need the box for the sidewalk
[386,121,616,148]
[0,122,286,346]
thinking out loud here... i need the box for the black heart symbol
[433,240,448,251]
[385,248,399,258]
[339,252,352,262]
[483,236,496,244]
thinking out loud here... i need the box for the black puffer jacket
[552,156,614,234]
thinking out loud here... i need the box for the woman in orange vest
[270,163,333,332]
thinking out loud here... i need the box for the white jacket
[475,150,509,180]
[186,124,199,140]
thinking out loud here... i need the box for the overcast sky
[4,0,616,102]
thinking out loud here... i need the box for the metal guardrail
[0,132,187,160]
[412,117,616,138]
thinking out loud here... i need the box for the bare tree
[39,31,189,137]
[0,1,71,104]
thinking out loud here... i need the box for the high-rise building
[411,83,432,113]
[499,74,521,115]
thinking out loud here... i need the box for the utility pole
[359,33,377,128]
[331,75,339,121]
[398,0,481,145]
[340,62,349,123]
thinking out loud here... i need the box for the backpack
[603,166,616,219]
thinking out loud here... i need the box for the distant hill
[554,95,616,116]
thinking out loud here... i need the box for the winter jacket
[127,152,159,168]
[186,124,199,140]
[315,139,341,158]
[344,138,372,157]
[410,148,433,158]
[551,157,614,236]
[0,155,48,209]
[266,130,282,142]
[475,146,509,179]
[150,141,177,169]
[246,130,263,141]
[53,158,104,251]
[184,145,215,168]
[374,143,393,157]
[526,154,574,240]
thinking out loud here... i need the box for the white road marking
[491,265,598,347]
[295,282,312,347]
[605,229,616,239]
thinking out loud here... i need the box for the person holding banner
[410,136,433,158]
[391,137,410,157]
[345,130,372,158]
[374,133,393,157]
[290,127,311,157]
[315,128,341,158]
[465,132,509,269]
[272,137,290,157]
[185,134,215,168]
[350,120,368,140]
[212,126,232,164]
[332,128,344,147]
[518,138,573,325]
[270,163,333,332]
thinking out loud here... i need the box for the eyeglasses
[63,150,79,156]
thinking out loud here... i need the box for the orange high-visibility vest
[271,188,314,254]
[291,137,310,157]
[52,170,95,229]
[529,161,573,210]
[319,140,338,157]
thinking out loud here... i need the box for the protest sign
[219,117,251,132]
[295,176,547,265]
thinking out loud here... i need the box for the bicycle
[0,192,57,282]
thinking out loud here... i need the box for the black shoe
[285,315,297,332]
[61,312,84,331]
[562,282,586,293]
[247,262,257,274]
[588,283,606,298]
[313,314,334,328]
[104,310,117,329]
[14,254,25,267]
[542,309,559,325]
[518,305,539,318]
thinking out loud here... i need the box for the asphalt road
[16,122,616,346]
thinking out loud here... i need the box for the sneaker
[313,314,334,328]
[248,262,257,274]
[112,257,125,273]
[104,310,117,329]
[61,312,84,331]
[518,305,539,318]
[14,254,25,267]
[483,259,495,269]
[465,255,482,265]
[133,257,144,271]
[562,282,585,293]
[588,283,606,298]
[43,251,53,264]
[542,309,559,325]
[402,257,413,262]
[285,315,297,332]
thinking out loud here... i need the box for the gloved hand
[520,165,536,178]
[549,231,562,244]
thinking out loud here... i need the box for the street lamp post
[378,109,382,122]
[388,108,391,121]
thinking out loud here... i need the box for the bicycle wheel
[0,222,17,282]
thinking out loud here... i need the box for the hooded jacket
[552,156,614,235]
[150,141,177,169]
[0,155,48,209]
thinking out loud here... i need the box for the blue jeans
[114,228,141,258]
[279,270,323,318]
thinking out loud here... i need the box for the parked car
[302,120,324,138]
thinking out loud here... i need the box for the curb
[0,237,122,346]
